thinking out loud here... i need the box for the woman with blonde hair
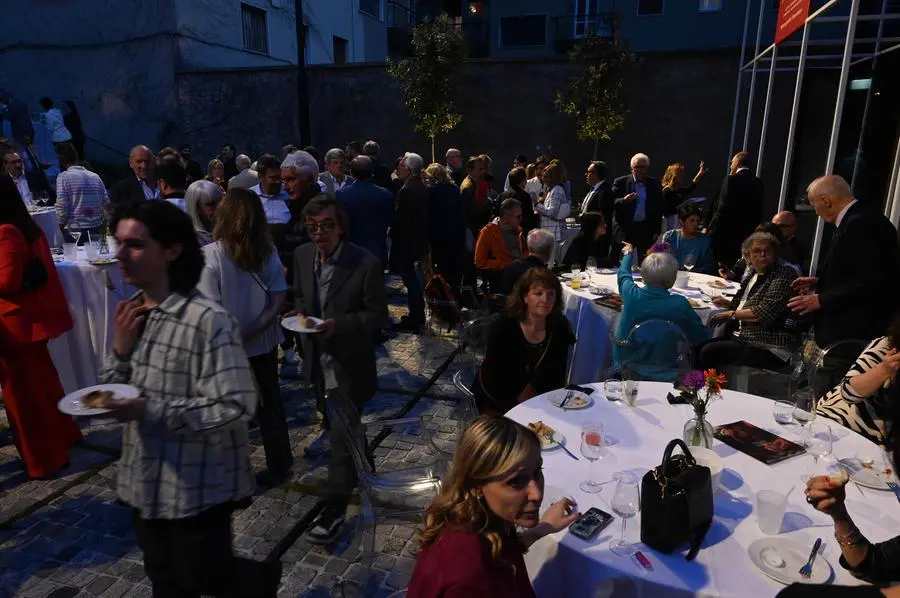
[205,158,225,190]
[661,161,707,219]
[533,161,568,240]
[197,188,292,487]
[407,416,579,597]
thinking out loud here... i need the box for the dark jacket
[21,171,56,204]
[390,177,430,260]
[184,160,204,184]
[371,159,393,192]
[561,231,605,271]
[708,169,764,264]
[783,235,808,273]
[427,182,467,250]
[580,180,614,218]
[662,183,696,217]
[501,186,537,233]
[109,176,149,205]
[611,175,664,246]
[500,255,545,296]
[475,313,575,413]
[292,242,388,407]
[461,176,491,236]
[5,97,33,143]
[814,202,900,348]
[336,180,393,264]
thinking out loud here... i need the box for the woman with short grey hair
[185,180,222,246]
[615,243,708,353]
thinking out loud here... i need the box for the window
[574,0,602,38]
[699,0,723,11]
[360,0,382,19]
[241,3,268,54]
[637,0,663,16]
[333,36,348,64]
[499,15,547,47]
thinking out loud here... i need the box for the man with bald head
[445,148,465,186]
[110,145,158,205]
[772,210,806,270]
[787,175,899,348]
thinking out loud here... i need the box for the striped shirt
[816,336,894,445]
[534,185,566,240]
[99,291,257,519]
[55,165,106,229]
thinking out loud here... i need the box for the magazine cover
[714,420,806,465]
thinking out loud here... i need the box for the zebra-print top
[816,336,894,445]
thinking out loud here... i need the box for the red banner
[775,0,811,45]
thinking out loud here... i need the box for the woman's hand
[711,296,731,309]
[621,242,633,255]
[709,310,734,326]
[877,349,900,377]
[113,300,147,358]
[805,475,848,517]
[694,161,709,182]
[541,497,581,533]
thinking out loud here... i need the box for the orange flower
[703,368,727,394]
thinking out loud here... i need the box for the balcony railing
[553,13,616,54]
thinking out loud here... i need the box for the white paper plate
[748,538,832,585]
[838,457,894,490]
[597,268,617,275]
[281,315,324,334]
[58,383,140,416]
[548,391,594,410]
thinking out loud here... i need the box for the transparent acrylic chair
[808,339,870,399]
[325,394,444,597]
[617,319,694,383]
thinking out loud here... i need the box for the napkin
[565,384,595,395]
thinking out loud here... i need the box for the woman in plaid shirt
[699,231,800,371]
[96,200,281,597]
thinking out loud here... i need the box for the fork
[798,538,822,578]
[558,391,573,409]
[886,481,900,503]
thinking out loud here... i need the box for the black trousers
[697,338,788,372]
[133,503,281,598]
[248,349,293,474]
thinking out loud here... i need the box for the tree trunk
[592,138,599,161]
[431,136,436,163]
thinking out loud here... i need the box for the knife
[558,391,573,410]
[557,442,580,461]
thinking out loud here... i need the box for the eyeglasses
[749,248,773,256]
[305,220,337,233]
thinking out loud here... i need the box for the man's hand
[113,300,148,358]
[102,397,147,422]
[790,276,818,292]
[788,293,822,316]
[709,310,734,326]
[623,192,637,202]
[314,318,336,340]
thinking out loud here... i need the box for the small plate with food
[548,391,593,411]
[687,298,709,309]
[281,314,325,334]
[838,457,895,490]
[89,257,118,266]
[57,383,140,416]
[707,279,734,290]
[528,421,566,451]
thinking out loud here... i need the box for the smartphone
[569,507,614,541]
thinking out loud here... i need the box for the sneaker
[303,432,331,458]
[255,468,291,488]
[306,503,346,545]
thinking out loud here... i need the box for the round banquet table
[507,382,899,597]
[47,247,134,394]
[563,270,737,384]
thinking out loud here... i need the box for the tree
[388,14,467,162]
[555,35,636,159]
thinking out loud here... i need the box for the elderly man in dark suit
[292,195,388,546]
[391,152,430,332]
[3,150,55,204]
[611,153,663,258]
[788,175,899,349]
[109,145,158,205]
[708,151,765,265]
[336,156,393,265]
[581,160,614,263]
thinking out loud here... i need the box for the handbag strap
[659,438,696,470]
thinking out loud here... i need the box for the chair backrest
[810,338,870,398]
[618,318,693,383]
[324,392,373,477]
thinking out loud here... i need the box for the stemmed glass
[579,422,605,493]
[683,253,697,272]
[610,472,640,556]
[806,422,833,467]
[791,388,817,432]
[69,230,82,247]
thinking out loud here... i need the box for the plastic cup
[757,490,788,534]
[84,241,100,261]
[675,271,690,289]
[604,379,622,402]
[624,380,639,408]
[63,243,78,262]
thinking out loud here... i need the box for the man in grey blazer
[292,195,388,545]
[318,148,355,196]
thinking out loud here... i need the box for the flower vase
[683,411,714,449]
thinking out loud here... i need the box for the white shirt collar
[736,167,750,173]
[835,199,858,227]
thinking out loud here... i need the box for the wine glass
[806,422,833,467]
[610,472,640,556]
[69,230,82,248]
[586,256,597,273]
[683,253,697,272]
[36,190,50,207]
[579,422,605,493]
[791,388,817,431]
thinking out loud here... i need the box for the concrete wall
[304,0,388,64]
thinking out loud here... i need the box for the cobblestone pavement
[0,280,472,597]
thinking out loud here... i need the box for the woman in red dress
[0,173,80,478]
[407,416,580,597]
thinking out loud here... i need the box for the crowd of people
[1,118,900,597]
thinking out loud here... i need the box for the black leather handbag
[20,255,48,293]
[640,439,713,560]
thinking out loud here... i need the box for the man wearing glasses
[612,153,663,259]
[291,195,388,545]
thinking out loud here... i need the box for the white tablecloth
[31,208,61,248]
[563,271,735,384]
[507,382,897,597]
[47,248,133,394]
